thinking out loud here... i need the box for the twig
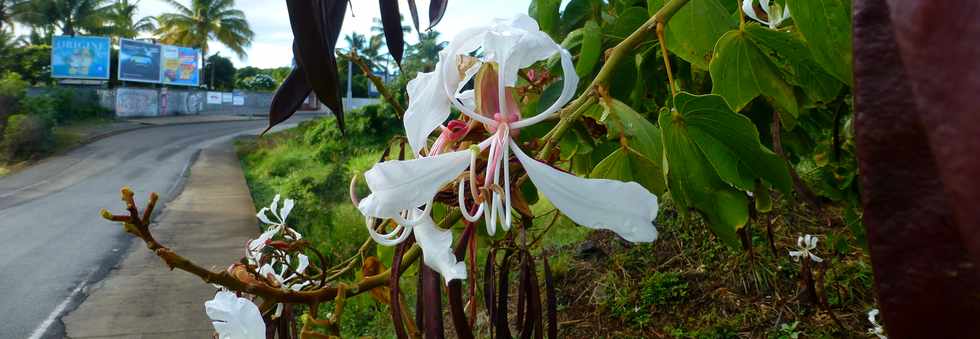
[349,50,406,118]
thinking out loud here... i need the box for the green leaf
[529,0,562,40]
[659,105,746,248]
[709,30,799,123]
[577,20,602,77]
[673,92,792,193]
[600,98,663,165]
[608,7,648,39]
[561,0,600,34]
[786,0,853,86]
[663,0,735,70]
[591,146,666,195]
[646,0,665,16]
[743,24,842,104]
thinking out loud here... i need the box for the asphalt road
[0,118,310,339]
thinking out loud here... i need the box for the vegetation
[154,0,254,58]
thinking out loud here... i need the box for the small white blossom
[867,309,887,338]
[789,234,823,263]
[742,0,791,29]
[205,290,265,339]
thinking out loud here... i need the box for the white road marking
[27,270,96,339]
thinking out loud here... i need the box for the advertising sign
[51,36,111,80]
[118,38,162,83]
[160,45,200,86]
[222,92,233,103]
[206,91,222,104]
[232,93,245,106]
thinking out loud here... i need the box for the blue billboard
[118,38,162,83]
[160,45,200,86]
[51,36,111,80]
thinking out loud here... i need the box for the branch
[101,187,462,305]
[348,50,406,118]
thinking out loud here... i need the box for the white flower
[789,234,823,263]
[247,194,302,265]
[867,309,887,339]
[742,0,791,29]
[256,193,294,226]
[205,291,265,339]
[357,14,659,283]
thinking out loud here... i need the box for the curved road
[0,118,309,338]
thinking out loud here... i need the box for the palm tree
[408,30,445,71]
[92,0,155,40]
[343,32,367,53]
[0,0,28,32]
[155,0,253,58]
[17,0,112,35]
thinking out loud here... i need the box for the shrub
[0,72,29,136]
[18,94,58,124]
[0,114,53,162]
[44,87,109,124]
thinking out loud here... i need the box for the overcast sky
[132,0,536,68]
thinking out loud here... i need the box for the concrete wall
[28,86,381,117]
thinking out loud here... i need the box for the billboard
[118,38,162,83]
[51,36,111,80]
[160,45,200,86]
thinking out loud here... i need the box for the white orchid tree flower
[247,194,302,265]
[867,309,887,339]
[742,0,791,29]
[205,290,265,339]
[357,14,659,284]
[789,234,823,263]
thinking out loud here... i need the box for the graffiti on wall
[115,88,159,117]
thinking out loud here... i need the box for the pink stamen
[428,119,471,156]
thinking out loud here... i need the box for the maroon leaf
[264,58,311,135]
[496,250,514,339]
[427,0,448,30]
[448,223,475,339]
[421,262,445,339]
[379,0,405,65]
[282,0,346,132]
[390,237,415,339]
[416,269,425,334]
[519,253,542,339]
[407,0,421,36]
[543,257,557,339]
[516,254,527,335]
[484,249,498,337]
[852,0,980,337]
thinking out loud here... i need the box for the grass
[0,116,115,177]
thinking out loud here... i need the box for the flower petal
[413,211,467,284]
[358,150,472,220]
[280,199,295,224]
[510,141,659,242]
[295,254,309,274]
[256,207,274,225]
[205,291,265,339]
[405,68,452,156]
[742,0,767,25]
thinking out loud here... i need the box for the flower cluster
[356,14,660,284]
[867,308,887,339]
[206,194,311,338]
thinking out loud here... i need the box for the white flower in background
[789,234,823,263]
[205,290,265,339]
[247,194,302,265]
[356,14,659,283]
[867,309,887,339]
[742,0,791,29]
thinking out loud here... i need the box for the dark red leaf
[379,0,405,65]
[416,269,425,334]
[448,223,475,339]
[427,0,448,30]
[421,263,445,339]
[516,254,527,334]
[390,237,415,339]
[853,0,980,337]
[265,60,311,135]
[543,257,557,339]
[282,0,346,132]
[407,0,421,36]
[484,249,497,337]
[496,250,514,339]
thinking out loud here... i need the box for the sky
[133,0,536,68]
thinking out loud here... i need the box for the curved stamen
[458,178,485,222]
[364,217,412,246]
[391,199,434,227]
[511,48,579,129]
[500,133,513,231]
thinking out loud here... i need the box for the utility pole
[346,54,353,112]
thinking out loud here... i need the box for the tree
[405,30,445,72]
[91,0,155,40]
[17,0,112,35]
[203,53,234,90]
[343,32,367,54]
[237,73,275,92]
[155,0,253,58]
[0,0,28,32]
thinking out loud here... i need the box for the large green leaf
[591,146,666,195]
[608,6,648,39]
[529,0,562,40]
[600,98,663,165]
[709,30,799,123]
[786,0,853,86]
[560,0,600,34]
[744,24,842,104]
[673,92,792,193]
[659,104,746,248]
[663,0,735,70]
[576,20,602,77]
